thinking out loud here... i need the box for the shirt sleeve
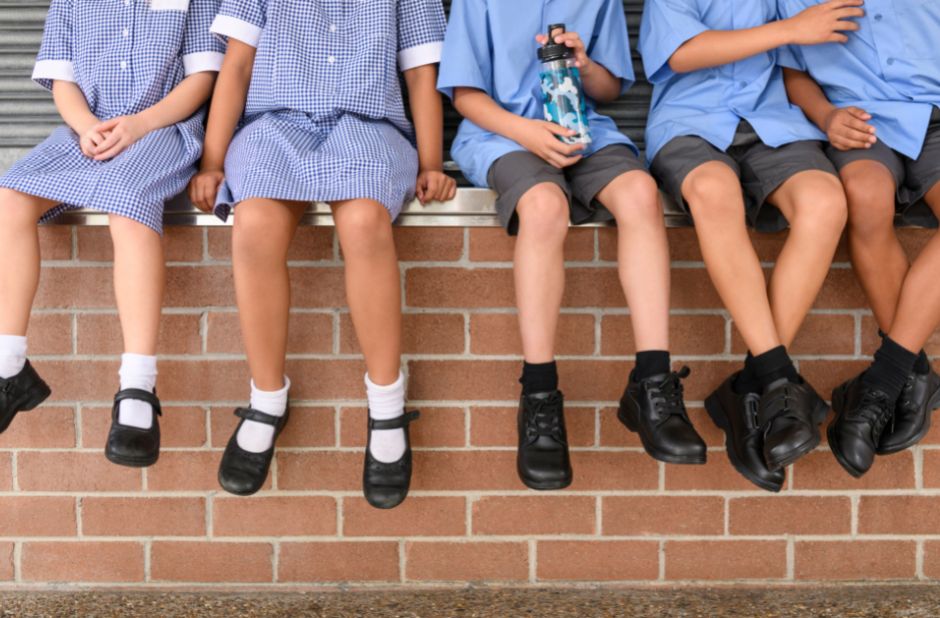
[397,0,447,72]
[32,0,75,91]
[436,0,492,100]
[183,0,226,75]
[776,45,806,71]
[588,0,636,95]
[210,0,266,48]
[639,0,709,84]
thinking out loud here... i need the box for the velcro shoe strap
[368,410,420,431]
[113,388,162,416]
[235,407,284,427]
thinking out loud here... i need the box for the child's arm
[783,68,876,151]
[535,31,621,104]
[90,73,217,162]
[51,81,104,157]
[404,64,457,204]
[452,88,584,169]
[668,0,863,74]
[189,40,256,212]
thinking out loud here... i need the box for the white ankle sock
[118,353,158,429]
[0,335,27,379]
[237,377,290,453]
[366,372,407,463]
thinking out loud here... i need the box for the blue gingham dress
[0,0,225,234]
[210,0,446,221]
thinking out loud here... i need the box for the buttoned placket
[869,3,901,82]
[119,0,133,75]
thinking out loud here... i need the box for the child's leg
[764,171,849,346]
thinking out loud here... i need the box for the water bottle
[537,23,592,146]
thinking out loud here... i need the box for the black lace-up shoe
[705,373,785,492]
[618,367,706,464]
[105,389,162,468]
[363,410,420,510]
[517,390,572,490]
[878,370,940,455]
[829,375,893,478]
[759,378,828,471]
[218,407,290,496]
[0,360,51,434]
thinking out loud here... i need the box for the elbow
[667,56,693,75]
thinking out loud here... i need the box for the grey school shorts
[487,145,647,236]
[651,121,837,233]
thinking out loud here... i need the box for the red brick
[35,359,119,402]
[341,312,465,355]
[537,541,659,581]
[920,451,940,488]
[468,406,595,448]
[280,542,399,582]
[35,266,114,308]
[405,542,528,581]
[27,313,73,355]
[206,311,333,355]
[469,228,595,262]
[151,541,272,582]
[406,268,515,308]
[561,268,721,309]
[472,496,595,535]
[603,497,724,536]
[38,226,73,261]
[0,497,76,536]
[732,313,856,356]
[276,452,360,490]
[554,360,636,402]
[213,496,336,536]
[208,226,334,262]
[76,313,202,355]
[394,227,464,262]
[922,542,940,579]
[665,451,763,491]
[813,268,868,309]
[340,406,465,448]
[568,451,660,491]
[211,406,334,448]
[0,406,75,448]
[82,406,206,449]
[858,496,940,534]
[164,266,236,307]
[0,543,12,581]
[287,267,350,308]
[665,541,787,581]
[78,228,206,263]
[797,360,871,400]
[602,313,726,356]
[791,450,914,490]
[409,360,518,402]
[470,313,595,356]
[146,451,235,492]
[794,541,916,580]
[82,498,205,537]
[863,314,940,357]
[411,451,520,491]
[343,497,466,537]
[0,454,10,491]
[22,542,144,582]
[17,452,141,492]
[728,496,851,535]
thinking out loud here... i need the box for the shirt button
[874,14,883,21]
[739,81,747,88]
[887,58,895,65]
[120,61,127,70]
[329,24,337,33]
[122,28,129,37]
[327,56,336,64]
[124,0,130,5]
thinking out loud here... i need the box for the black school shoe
[705,373,784,492]
[0,360,51,433]
[758,378,829,471]
[517,390,573,490]
[878,369,940,455]
[829,374,893,478]
[105,389,162,468]
[218,407,290,496]
[618,367,706,465]
[363,410,420,510]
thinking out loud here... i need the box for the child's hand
[514,118,584,169]
[787,0,864,46]
[79,126,107,159]
[536,30,593,75]
[824,106,877,151]
[416,170,457,205]
[189,169,225,213]
[90,115,149,161]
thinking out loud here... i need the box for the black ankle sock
[520,361,558,395]
[634,350,671,381]
[751,346,798,391]
[733,352,762,395]
[915,350,931,375]
[864,336,918,401]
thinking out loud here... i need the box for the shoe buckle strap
[369,410,420,431]
[235,407,284,427]
[113,388,162,416]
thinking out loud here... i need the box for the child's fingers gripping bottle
[537,23,593,146]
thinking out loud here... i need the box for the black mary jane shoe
[0,360,52,434]
[105,388,162,468]
[363,410,420,510]
[218,407,290,496]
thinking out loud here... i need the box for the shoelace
[649,367,691,427]
[849,389,893,437]
[526,393,564,440]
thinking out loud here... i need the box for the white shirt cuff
[32,59,76,84]
[399,41,443,72]
[210,15,262,47]
[183,51,225,75]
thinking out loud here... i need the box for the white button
[120,61,127,70]
[124,0,130,5]
[122,28,129,37]
[329,24,337,32]
[327,56,336,64]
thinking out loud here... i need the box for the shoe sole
[519,474,573,491]
[704,393,783,493]
[0,382,52,434]
[105,448,158,469]
[828,384,867,479]
[765,432,820,472]
[217,469,264,497]
[617,407,706,465]
[876,385,940,456]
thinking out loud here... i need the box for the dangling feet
[362,373,419,510]
[105,353,162,467]
[515,361,572,490]
[218,378,291,496]
[0,335,50,433]
[879,351,940,455]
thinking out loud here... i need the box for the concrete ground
[1,586,939,617]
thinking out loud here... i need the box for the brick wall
[2,223,939,587]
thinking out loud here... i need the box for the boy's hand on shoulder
[90,115,149,161]
[824,106,877,151]
[536,31,593,75]
[514,118,584,169]
[416,170,458,205]
[189,169,225,213]
[786,0,864,46]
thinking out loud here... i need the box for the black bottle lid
[537,23,572,63]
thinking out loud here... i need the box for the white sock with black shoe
[0,335,27,379]
[118,353,158,429]
[237,377,290,453]
[366,372,407,463]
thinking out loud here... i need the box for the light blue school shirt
[437,0,637,188]
[778,0,940,160]
[639,0,824,164]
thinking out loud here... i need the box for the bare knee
[516,183,569,243]
[108,214,160,243]
[335,201,393,259]
[603,172,663,226]
[0,189,45,232]
[233,201,294,265]
[787,176,849,237]
[682,166,745,227]
[841,166,897,239]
